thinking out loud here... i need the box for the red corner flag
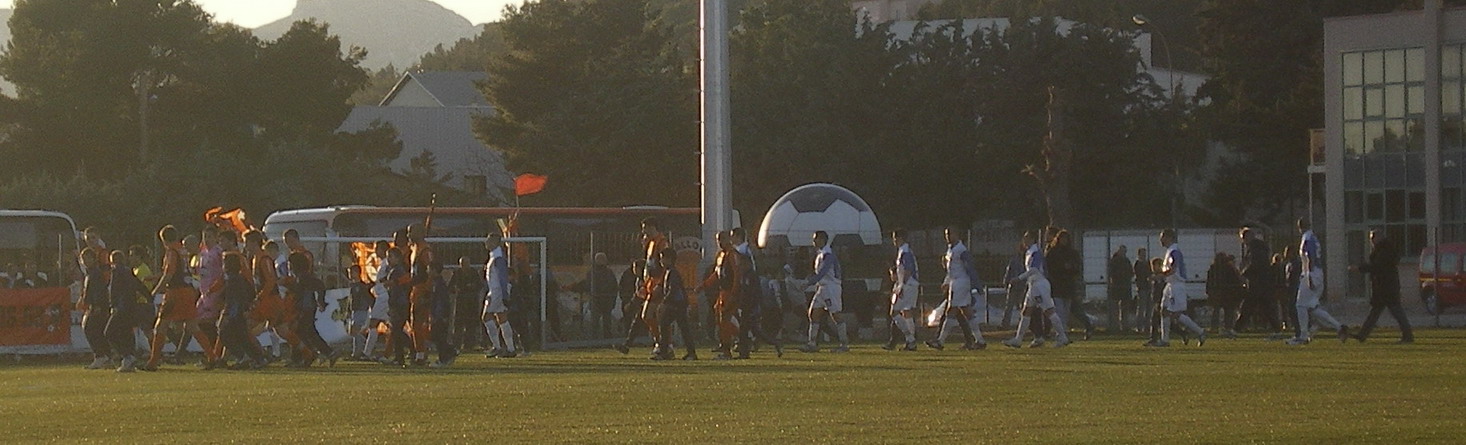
[515,174,548,196]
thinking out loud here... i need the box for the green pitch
[4,329,1463,443]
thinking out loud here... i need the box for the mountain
[254,0,482,70]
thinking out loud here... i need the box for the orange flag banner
[515,174,548,196]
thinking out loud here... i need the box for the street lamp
[1133,14,1183,229]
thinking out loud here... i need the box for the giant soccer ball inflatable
[758,183,882,248]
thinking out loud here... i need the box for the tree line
[1,0,1455,248]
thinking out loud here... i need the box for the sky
[5,0,515,27]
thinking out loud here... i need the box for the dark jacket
[108,264,150,314]
[1357,238,1401,306]
[1107,253,1133,300]
[1239,238,1274,289]
[1046,244,1081,300]
[1206,261,1244,305]
[221,271,258,320]
[572,265,619,313]
[1134,258,1152,297]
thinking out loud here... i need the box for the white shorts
[1296,269,1324,308]
[368,283,390,320]
[810,284,843,313]
[1023,278,1056,311]
[1162,281,1188,312]
[484,293,508,315]
[948,279,973,308]
[891,281,918,313]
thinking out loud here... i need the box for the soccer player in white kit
[884,229,920,351]
[800,231,849,353]
[1152,229,1206,347]
[927,227,985,350]
[482,231,519,358]
[1004,230,1070,348]
[1287,218,1350,345]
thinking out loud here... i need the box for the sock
[954,312,976,345]
[485,320,504,351]
[147,329,166,366]
[828,313,848,346]
[807,322,819,346]
[1295,306,1311,340]
[1047,312,1069,342]
[499,322,517,352]
[1311,308,1341,330]
[937,318,955,343]
[968,314,985,343]
[365,329,380,356]
[1013,316,1031,341]
[1160,316,1172,343]
[896,315,915,343]
[1178,314,1204,335]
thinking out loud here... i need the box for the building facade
[337,71,515,204]
[1323,2,1466,297]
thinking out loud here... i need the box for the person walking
[1151,229,1206,347]
[1047,230,1093,340]
[1107,246,1134,333]
[1349,229,1414,343]
[1206,253,1244,338]
[1133,247,1152,334]
[1237,227,1281,334]
[1287,218,1350,345]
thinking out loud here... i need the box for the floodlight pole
[700,0,733,261]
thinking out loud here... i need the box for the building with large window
[1323,3,1466,297]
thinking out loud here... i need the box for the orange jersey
[409,242,434,297]
[641,234,668,299]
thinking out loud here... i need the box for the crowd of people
[73,215,1417,373]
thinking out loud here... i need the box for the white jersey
[943,242,971,286]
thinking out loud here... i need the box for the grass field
[3,329,1464,444]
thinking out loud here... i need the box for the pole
[700,0,733,263]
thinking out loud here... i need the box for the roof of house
[337,105,513,202]
[380,71,491,108]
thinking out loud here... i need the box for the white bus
[0,210,83,354]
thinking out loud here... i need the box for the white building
[1322,3,1466,300]
[337,71,515,204]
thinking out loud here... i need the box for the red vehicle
[1419,243,1466,314]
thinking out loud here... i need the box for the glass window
[1344,52,1363,86]
[1346,191,1363,223]
[1408,224,1427,256]
[1407,48,1424,82]
[1410,191,1426,220]
[1366,87,1384,117]
[1387,190,1406,222]
[1345,121,1364,155]
[1364,51,1383,83]
[1344,87,1363,119]
[1366,192,1384,221]
[1446,46,1462,79]
[1366,120,1384,153]
[1445,116,1465,150]
[1385,49,1405,83]
[1386,84,1405,117]
[1408,118,1425,151]
[1443,254,1461,275]
[1408,85,1424,115]
[1446,81,1461,116]
[1386,119,1406,151]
